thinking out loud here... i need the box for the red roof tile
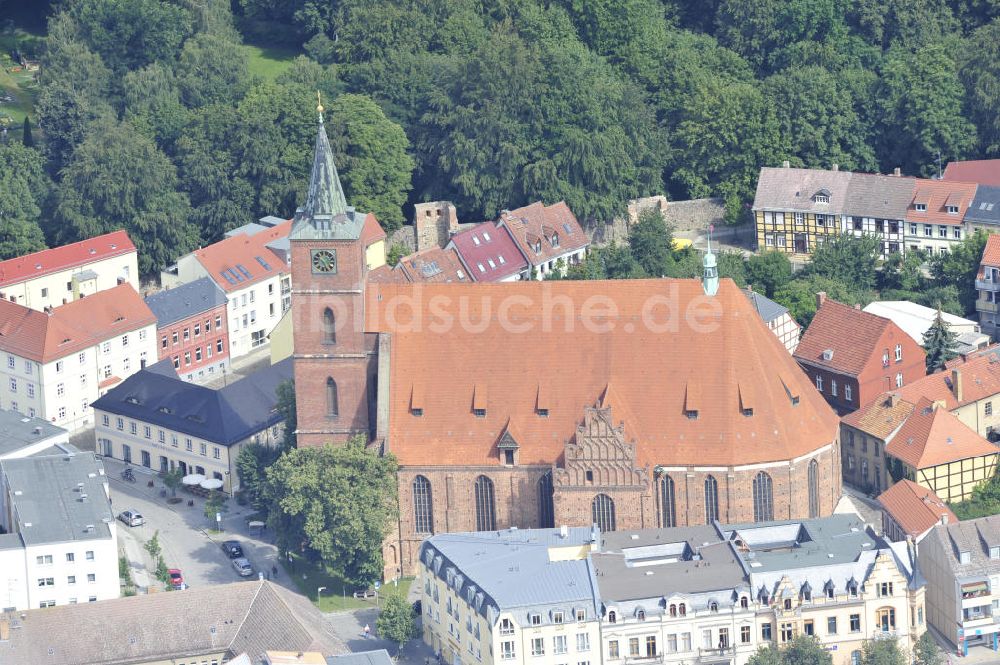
[498,201,588,266]
[886,397,998,468]
[448,222,527,281]
[360,213,386,247]
[364,278,839,467]
[194,221,291,292]
[943,160,1000,187]
[794,299,894,376]
[0,231,135,289]
[905,179,978,226]
[396,247,471,283]
[894,350,1000,410]
[878,480,957,538]
[981,234,1000,268]
[0,283,155,363]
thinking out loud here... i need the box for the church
[289,107,842,579]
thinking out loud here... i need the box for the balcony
[962,615,995,629]
[977,279,1000,292]
[977,300,1000,314]
[697,647,735,664]
[628,655,664,664]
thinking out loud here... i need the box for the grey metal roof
[842,172,916,219]
[327,650,394,665]
[144,278,228,327]
[91,359,293,446]
[753,167,853,213]
[965,185,1000,225]
[225,222,269,238]
[926,514,1000,577]
[0,532,24,551]
[721,515,876,572]
[0,408,67,458]
[290,116,361,241]
[742,288,789,323]
[0,452,113,547]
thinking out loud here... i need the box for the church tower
[290,97,375,446]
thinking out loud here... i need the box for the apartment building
[904,179,977,256]
[497,202,589,279]
[0,284,157,431]
[0,230,138,311]
[144,277,230,383]
[919,515,1000,656]
[447,223,528,282]
[91,359,291,493]
[0,452,118,611]
[964,185,1000,235]
[976,234,1000,338]
[0,409,69,460]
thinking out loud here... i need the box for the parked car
[117,510,144,527]
[167,568,184,590]
[353,588,377,599]
[221,540,244,559]
[232,557,253,577]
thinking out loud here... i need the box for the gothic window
[326,377,339,417]
[753,472,774,522]
[705,475,720,523]
[413,475,434,534]
[660,475,676,527]
[592,494,616,532]
[808,460,820,518]
[474,476,496,531]
[323,307,336,344]
[538,472,554,528]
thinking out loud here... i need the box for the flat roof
[0,409,67,458]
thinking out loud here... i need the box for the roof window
[473,236,481,246]
[498,255,506,264]
[483,231,492,241]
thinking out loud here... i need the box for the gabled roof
[885,398,998,469]
[841,393,915,440]
[794,299,900,376]
[360,213,387,246]
[894,347,1000,410]
[753,167,853,214]
[843,172,916,219]
[742,288,790,323]
[0,283,155,363]
[498,202,588,266]
[144,277,228,327]
[943,159,1000,187]
[91,359,293,446]
[0,230,135,289]
[194,220,291,293]
[448,222,527,281]
[966,185,1000,225]
[981,233,1000,268]
[926,514,1000,573]
[878,480,957,538]
[396,246,470,283]
[905,179,978,225]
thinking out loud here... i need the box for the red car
[167,569,185,590]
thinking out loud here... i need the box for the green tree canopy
[0,142,49,259]
[376,593,417,653]
[913,631,943,665]
[747,635,831,665]
[930,229,990,316]
[923,310,959,372]
[961,18,1000,156]
[628,208,675,277]
[804,233,882,292]
[746,251,792,298]
[774,275,869,327]
[861,635,907,665]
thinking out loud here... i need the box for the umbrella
[200,478,224,490]
[182,474,206,486]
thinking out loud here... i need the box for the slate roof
[753,167,854,213]
[885,398,998,469]
[0,581,345,665]
[144,278,228,328]
[0,409,67,458]
[0,283,156,363]
[905,179,978,226]
[943,159,1000,187]
[794,299,897,376]
[448,222,527,281]
[965,185,1000,226]
[0,230,135,289]
[878,480,957,538]
[0,452,112,547]
[91,359,293,446]
[194,221,291,293]
[842,172,916,219]
[743,288,789,323]
[926,514,1000,576]
[498,202,588,266]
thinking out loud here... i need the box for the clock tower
[290,98,376,446]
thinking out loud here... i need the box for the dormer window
[709,601,718,612]
[814,191,830,204]
[742,408,753,417]
[685,409,698,420]
[608,610,617,623]
[551,233,560,248]
[783,598,792,610]
[537,408,549,417]
[946,205,959,214]
[474,408,486,418]
[412,408,424,417]
[915,203,927,212]
[960,550,971,564]
[636,609,646,621]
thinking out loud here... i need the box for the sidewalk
[119,528,152,592]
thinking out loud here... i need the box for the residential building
[497,202,589,279]
[863,301,988,355]
[91,358,292,493]
[448,223,528,282]
[0,452,118,611]
[0,409,68,460]
[943,159,1000,187]
[419,528,600,665]
[976,234,1000,338]
[269,310,294,364]
[877,480,956,544]
[963,184,1000,234]
[841,172,915,257]
[0,230,138,312]
[918,515,1000,656]
[0,580,345,665]
[794,295,925,415]
[0,283,157,431]
[144,277,230,383]
[904,179,978,256]
[368,246,472,284]
[360,213,388,270]
[840,393,914,495]
[743,287,800,353]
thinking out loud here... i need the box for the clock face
[311,249,337,274]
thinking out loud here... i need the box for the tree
[861,635,907,665]
[143,530,162,559]
[21,116,33,147]
[746,251,792,297]
[628,208,674,277]
[236,442,282,510]
[262,436,398,585]
[205,491,229,526]
[0,143,48,260]
[805,233,882,292]
[880,250,925,292]
[387,243,408,267]
[747,635,831,665]
[162,468,183,498]
[69,0,193,74]
[923,309,959,372]
[174,32,250,109]
[275,380,297,450]
[961,19,1000,156]
[913,631,943,665]
[747,645,784,665]
[376,593,417,654]
[930,229,989,316]
[774,275,867,327]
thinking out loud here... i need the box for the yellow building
[269,309,294,364]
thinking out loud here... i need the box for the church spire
[290,92,350,239]
[702,224,719,296]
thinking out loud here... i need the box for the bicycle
[121,468,136,483]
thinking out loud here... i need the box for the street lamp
[317,586,327,602]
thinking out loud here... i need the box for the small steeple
[702,225,719,296]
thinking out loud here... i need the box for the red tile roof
[794,299,895,376]
[360,213,386,247]
[878,480,958,538]
[894,350,1000,410]
[905,179,978,226]
[194,221,291,292]
[364,278,839,467]
[498,202,588,266]
[943,160,1000,187]
[841,393,915,440]
[981,234,1000,268]
[0,283,156,363]
[397,247,470,283]
[886,397,998,468]
[0,231,135,289]
[448,222,527,281]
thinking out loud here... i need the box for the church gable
[554,399,647,488]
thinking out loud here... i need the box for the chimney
[893,167,901,177]
[888,393,899,407]
[854,304,861,310]
[782,160,790,168]
[952,368,963,402]
[832,164,839,171]
[816,292,827,309]
[560,524,568,539]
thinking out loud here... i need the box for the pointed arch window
[538,472,554,528]
[326,377,339,417]
[474,476,496,531]
[592,494,616,532]
[660,475,676,528]
[753,472,773,522]
[322,307,336,344]
[413,475,434,534]
[808,460,820,518]
[705,475,720,523]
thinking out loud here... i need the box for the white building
[0,230,138,312]
[0,409,69,460]
[0,283,157,431]
[863,301,988,354]
[0,452,118,611]
[743,288,800,354]
[497,202,590,279]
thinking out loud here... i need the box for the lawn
[243,43,299,81]
[282,552,414,613]
[0,25,44,136]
